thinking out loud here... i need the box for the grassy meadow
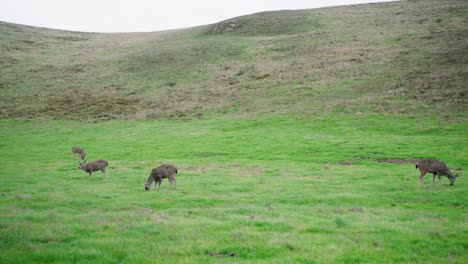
[1,0,467,263]
[0,115,467,263]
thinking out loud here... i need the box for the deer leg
[438,175,442,186]
[102,168,107,180]
[430,173,436,188]
[418,172,426,188]
[168,177,173,189]
[172,176,176,189]
[88,172,92,180]
[157,179,161,190]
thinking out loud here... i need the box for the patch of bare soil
[349,207,364,213]
[39,91,140,120]
[206,21,243,34]
[208,251,235,257]
[377,158,420,164]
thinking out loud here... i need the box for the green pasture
[0,0,467,263]
[0,115,466,263]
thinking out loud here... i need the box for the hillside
[1,1,467,262]
[0,0,466,120]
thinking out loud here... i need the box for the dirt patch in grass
[349,207,364,213]
[208,251,236,257]
[377,158,420,164]
[195,152,226,158]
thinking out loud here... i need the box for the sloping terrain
[0,0,466,120]
[0,1,467,263]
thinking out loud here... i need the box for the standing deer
[144,164,178,191]
[416,159,460,188]
[72,146,86,160]
[78,160,108,180]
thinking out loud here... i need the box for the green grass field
[0,115,466,263]
[1,0,467,262]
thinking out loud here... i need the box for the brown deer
[78,160,108,180]
[416,159,460,188]
[144,164,177,191]
[72,146,86,160]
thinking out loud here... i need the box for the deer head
[450,173,462,186]
[143,180,151,191]
[78,160,87,170]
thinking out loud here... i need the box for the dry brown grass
[0,0,466,120]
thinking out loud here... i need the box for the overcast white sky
[0,0,397,33]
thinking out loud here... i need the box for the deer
[144,164,178,191]
[78,159,108,180]
[416,159,460,188]
[72,146,86,160]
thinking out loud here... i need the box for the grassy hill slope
[1,1,467,263]
[0,0,466,120]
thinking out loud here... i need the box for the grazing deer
[72,146,86,160]
[78,160,108,180]
[144,164,178,191]
[416,159,460,188]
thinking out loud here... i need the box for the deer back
[153,164,177,179]
[418,159,453,177]
[72,146,83,153]
[87,160,108,171]
[72,146,86,159]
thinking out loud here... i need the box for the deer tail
[415,163,418,169]
[175,169,178,174]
